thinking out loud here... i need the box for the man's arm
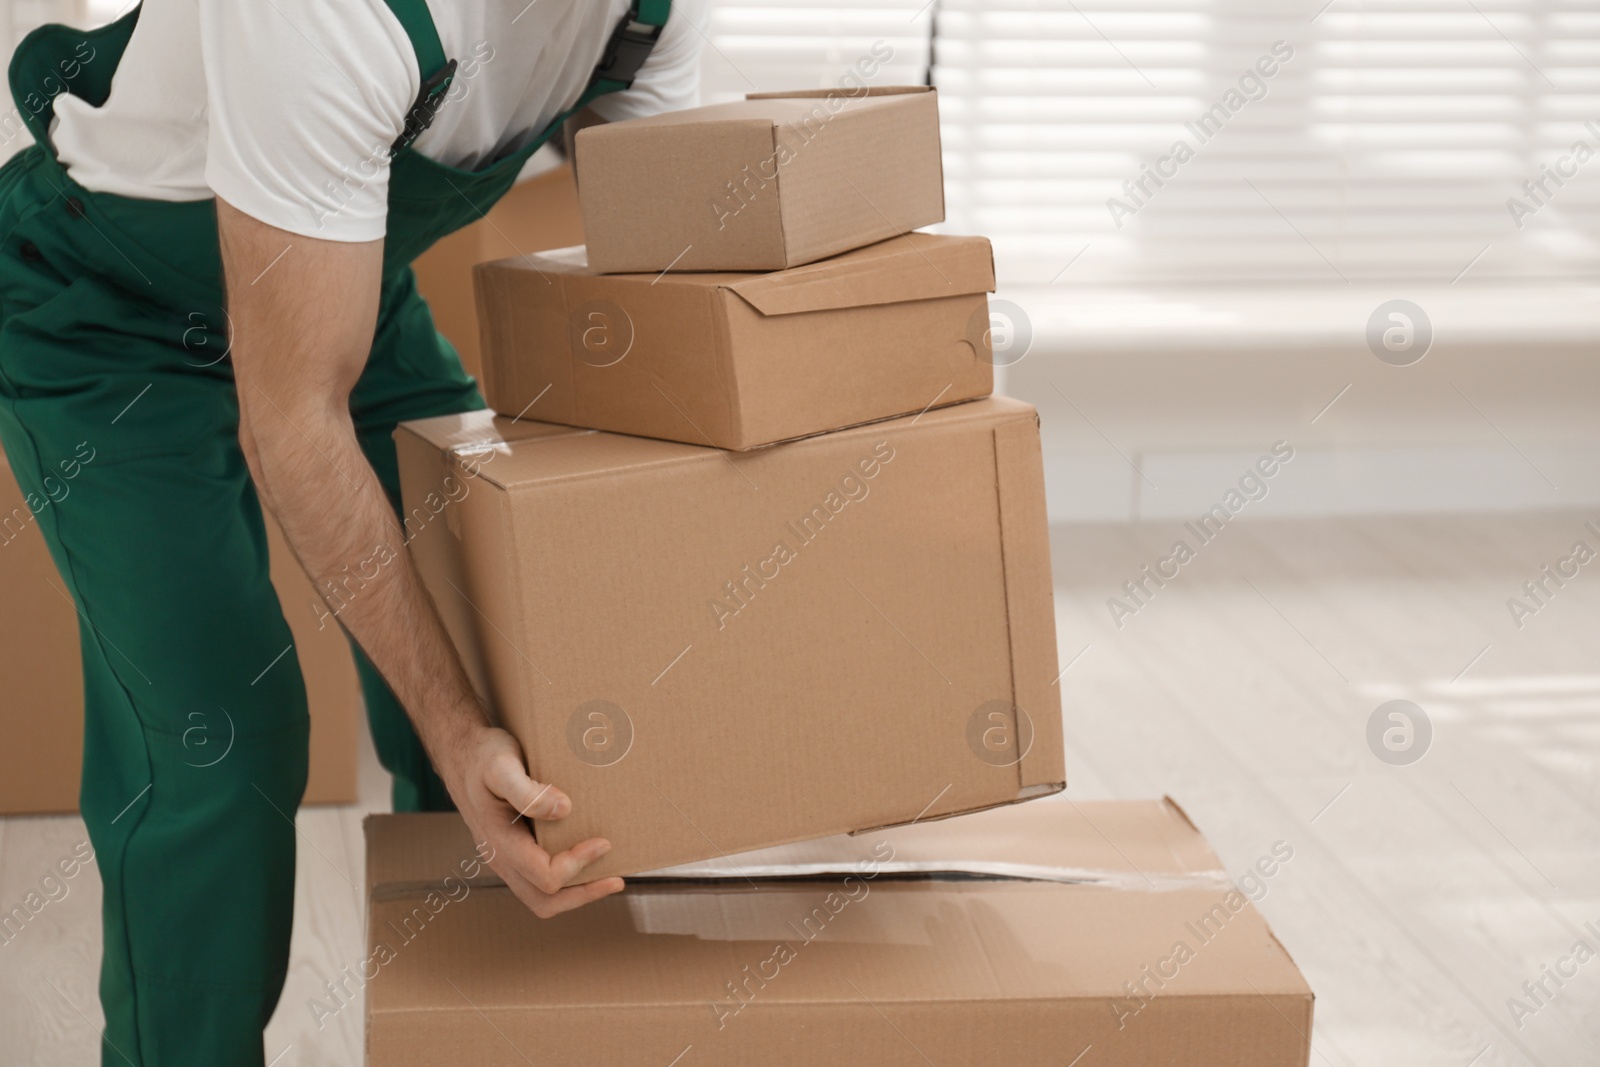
[218,199,622,917]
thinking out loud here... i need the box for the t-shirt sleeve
[587,0,708,124]
[199,0,416,241]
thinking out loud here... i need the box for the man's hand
[447,726,625,916]
[215,200,622,915]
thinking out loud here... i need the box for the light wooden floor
[2,512,1597,1066]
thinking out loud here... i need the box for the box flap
[484,237,993,312]
[393,408,598,492]
[392,407,578,454]
[509,243,754,288]
[724,233,993,317]
[367,799,1225,897]
[991,414,1067,790]
[652,797,1224,885]
[401,395,1037,495]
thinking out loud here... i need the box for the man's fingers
[498,857,624,918]
[487,753,571,821]
[497,863,552,914]
[490,832,613,897]
[489,825,611,895]
[536,876,626,918]
[542,836,614,890]
[486,820,557,889]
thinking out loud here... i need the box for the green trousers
[0,145,482,1065]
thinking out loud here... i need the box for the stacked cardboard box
[398,396,1061,878]
[363,800,1313,1065]
[402,87,1061,877]
[389,86,1310,1064]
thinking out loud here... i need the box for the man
[0,0,704,1062]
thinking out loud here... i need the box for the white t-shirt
[50,0,705,242]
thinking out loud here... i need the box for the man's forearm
[241,394,486,763]
[216,201,621,916]
[215,199,487,771]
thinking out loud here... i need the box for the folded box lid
[479,235,993,318]
[723,232,994,317]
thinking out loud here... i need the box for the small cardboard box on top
[473,233,995,450]
[362,798,1313,1066]
[395,396,1064,882]
[576,87,944,273]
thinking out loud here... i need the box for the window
[708,1,1600,288]
[11,1,1594,290]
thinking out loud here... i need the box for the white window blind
[706,0,1600,288]
[10,1,1594,289]
[698,2,933,102]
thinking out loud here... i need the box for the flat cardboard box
[576,87,945,273]
[413,162,585,383]
[0,449,360,812]
[474,233,995,450]
[363,798,1313,1066]
[396,396,1063,880]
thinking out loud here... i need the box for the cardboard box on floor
[362,798,1313,1066]
[576,87,945,273]
[0,449,360,813]
[396,396,1064,881]
[413,162,586,383]
[474,233,995,450]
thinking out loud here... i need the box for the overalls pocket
[0,273,236,469]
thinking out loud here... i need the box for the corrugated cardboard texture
[474,233,995,450]
[364,799,1312,1067]
[577,87,945,272]
[396,397,1064,880]
[0,449,361,812]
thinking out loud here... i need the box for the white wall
[1001,282,1600,522]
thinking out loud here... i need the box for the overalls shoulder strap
[384,0,672,154]
[586,0,672,99]
[378,0,671,273]
[382,0,457,152]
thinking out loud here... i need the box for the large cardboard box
[0,450,360,812]
[474,233,995,450]
[576,87,945,273]
[362,799,1313,1066]
[396,396,1064,881]
[413,162,587,383]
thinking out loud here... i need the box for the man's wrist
[424,697,493,780]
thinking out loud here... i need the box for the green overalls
[0,1,668,1063]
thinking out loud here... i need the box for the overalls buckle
[594,16,664,88]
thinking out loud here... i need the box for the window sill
[997,281,1600,353]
